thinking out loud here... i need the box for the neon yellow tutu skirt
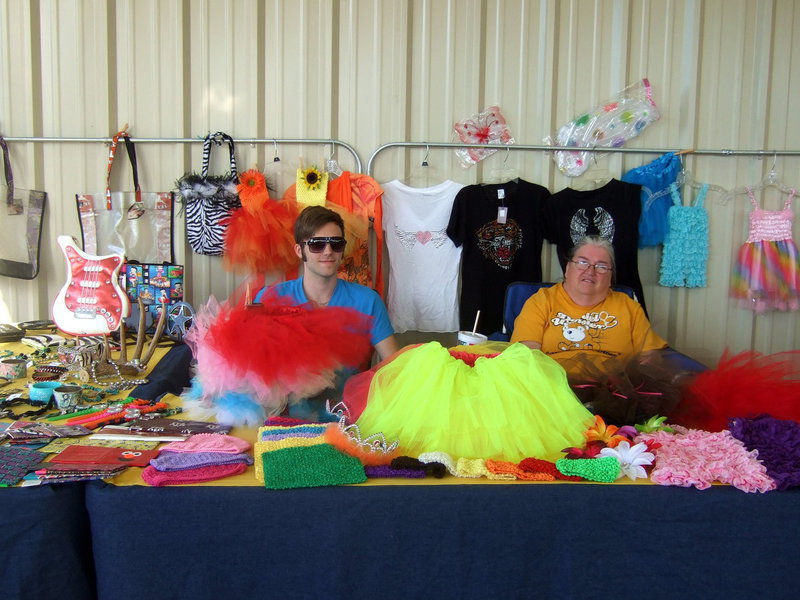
[354,342,594,462]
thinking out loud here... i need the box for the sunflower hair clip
[300,166,324,191]
[296,165,329,206]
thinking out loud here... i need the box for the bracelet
[31,371,60,381]
[31,365,67,381]
[34,364,67,374]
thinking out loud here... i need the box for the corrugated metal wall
[1,0,798,366]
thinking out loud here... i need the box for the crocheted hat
[160,433,251,454]
[150,451,253,472]
[142,462,247,487]
[261,444,366,490]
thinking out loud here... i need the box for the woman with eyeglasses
[508,235,683,425]
[511,235,667,368]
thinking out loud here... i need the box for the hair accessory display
[261,444,366,490]
[453,105,515,167]
[545,79,660,176]
[555,457,621,482]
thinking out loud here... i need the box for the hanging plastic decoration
[545,78,661,177]
[453,105,515,168]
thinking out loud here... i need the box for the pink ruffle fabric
[637,426,776,493]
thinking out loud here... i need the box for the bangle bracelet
[32,371,60,381]
[35,364,67,374]
[31,365,67,381]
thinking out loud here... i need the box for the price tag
[497,206,508,224]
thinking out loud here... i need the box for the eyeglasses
[302,237,346,253]
[569,259,612,274]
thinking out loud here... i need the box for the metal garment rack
[3,136,363,174]
[366,141,800,176]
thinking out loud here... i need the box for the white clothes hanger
[484,147,521,184]
[401,145,446,187]
[569,151,613,191]
[723,154,797,204]
[671,154,727,204]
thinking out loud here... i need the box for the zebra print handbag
[177,131,241,255]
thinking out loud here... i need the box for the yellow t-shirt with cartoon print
[510,282,667,362]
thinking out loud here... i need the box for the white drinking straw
[471,310,481,335]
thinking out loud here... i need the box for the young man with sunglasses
[256,205,398,362]
[254,206,398,419]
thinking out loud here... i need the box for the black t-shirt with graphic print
[545,179,646,314]
[447,180,549,335]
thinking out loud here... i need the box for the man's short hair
[294,206,345,243]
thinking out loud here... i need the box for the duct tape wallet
[123,262,184,318]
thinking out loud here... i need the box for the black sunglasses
[302,237,346,253]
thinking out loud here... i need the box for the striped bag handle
[201,132,237,179]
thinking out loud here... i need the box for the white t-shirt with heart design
[382,179,465,332]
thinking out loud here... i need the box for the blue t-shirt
[254,278,393,421]
[255,277,394,347]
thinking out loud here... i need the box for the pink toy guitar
[52,235,131,335]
